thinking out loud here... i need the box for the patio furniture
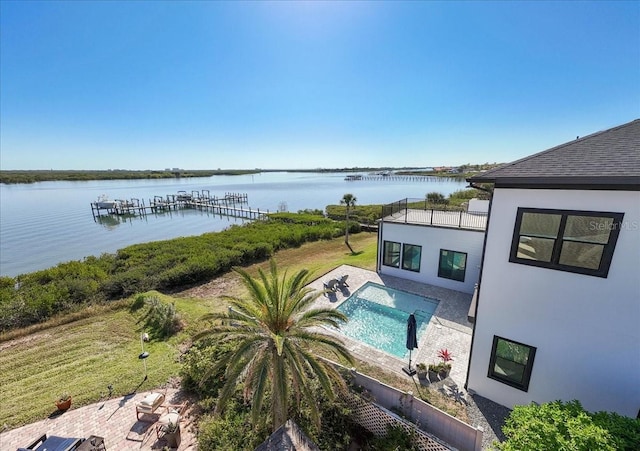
[323,279,339,292]
[337,274,349,288]
[75,435,106,450]
[155,402,187,439]
[18,433,83,451]
[135,391,166,421]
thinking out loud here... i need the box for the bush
[180,339,235,399]
[426,192,448,205]
[137,295,182,338]
[197,397,268,451]
[591,410,640,451]
[369,424,419,450]
[496,400,640,451]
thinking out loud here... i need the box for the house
[376,199,488,294]
[464,119,640,417]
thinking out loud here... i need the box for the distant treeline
[0,165,501,184]
[0,169,259,184]
[0,212,361,331]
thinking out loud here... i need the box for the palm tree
[340,193,357,253]
[196,260,354,432]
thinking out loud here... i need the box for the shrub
[197,397,268,451]
[426,192,447,204]
[1,212,362,330]
[496,400,635,451]
[180,338,235,399]
[369,424,419,450]
[591,410,640,451]
[138,295,182,339]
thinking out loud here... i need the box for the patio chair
[323,279,339,293]
[337,274,349,288]
[155,401,187,439]
[135,391,166,421]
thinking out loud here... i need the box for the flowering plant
[437,348,453,363]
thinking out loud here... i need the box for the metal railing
[381,198,487,230]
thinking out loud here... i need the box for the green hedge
[497,400,640,451]
[0,214,348,331]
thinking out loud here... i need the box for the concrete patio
[0,388,196,451]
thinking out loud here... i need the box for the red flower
[437,348,453,362]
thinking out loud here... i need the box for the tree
[195,260,354,432]
[340,193,357,253]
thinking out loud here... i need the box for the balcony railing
[381,198,487,230]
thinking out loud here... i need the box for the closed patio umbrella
[403,313,418,376]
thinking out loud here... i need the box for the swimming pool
[336,282,439,358]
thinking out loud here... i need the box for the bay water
[0,172,468,277]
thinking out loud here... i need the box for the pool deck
[309,265,473,390]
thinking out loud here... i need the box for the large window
[401,244,422,272]
[438,249,467,282]
[382,241,401,268]
[510,208,624,277]
[488,336,536,391]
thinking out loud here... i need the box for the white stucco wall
[467,188,640,417]
[468,198,489,213]
[378,222,485,294]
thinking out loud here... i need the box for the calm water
[0,172,468,277]
[337,282,439,358]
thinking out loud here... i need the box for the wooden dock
[91,192,268,221]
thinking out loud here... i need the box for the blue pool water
[336,282,439,358]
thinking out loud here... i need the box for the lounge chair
[337,274,349,288]
[323,279,339,292]
[135,391,166,421]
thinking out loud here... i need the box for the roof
[467,119,640,188]
[254,420,320,451]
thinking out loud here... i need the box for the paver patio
[0,388,196,450]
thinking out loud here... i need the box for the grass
[0,231,465,430]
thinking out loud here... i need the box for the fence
[343,365,484,451]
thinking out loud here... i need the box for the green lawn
[0,233,379,430]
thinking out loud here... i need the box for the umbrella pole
[403,349,416,376]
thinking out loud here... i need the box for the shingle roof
[467,119,640,187]
[254,420,320,451]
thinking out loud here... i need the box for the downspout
[376,219,383,273]
[464,182,494,391]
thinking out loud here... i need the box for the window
[488,336,536,391]
[383,241,401,268]
[402,244,422,272]
[438,249,467,282]
[510,208,624,277]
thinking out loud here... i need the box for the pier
[91,191,268,221]
[345,175,450,182]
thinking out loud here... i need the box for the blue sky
[1,1,638,170]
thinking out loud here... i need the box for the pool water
[336,282,439,358]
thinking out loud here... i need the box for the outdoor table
[76,435,106,450]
